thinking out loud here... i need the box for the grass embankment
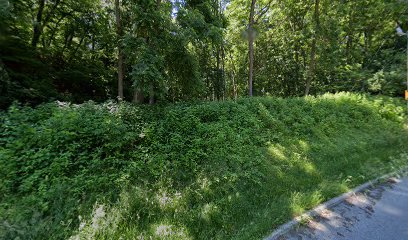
[1,93,407,239]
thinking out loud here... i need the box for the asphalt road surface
[281,177,408,240]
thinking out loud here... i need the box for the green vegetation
[1,0,408,107]
[1,0,407,239]
[1,93,407,239]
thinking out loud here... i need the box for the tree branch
[254,0,273,24]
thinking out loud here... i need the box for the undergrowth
[0,92,407,239]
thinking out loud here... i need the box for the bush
[0,93,407,239]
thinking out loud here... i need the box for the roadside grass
[0,92,407,239]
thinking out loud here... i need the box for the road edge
[264,167,408,240]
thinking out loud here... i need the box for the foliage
[0,0,228,106]
[226,0,408,97]
[0,0,407,107]
[1,93,407,239]
[0,0,116,107]
[1,0,407,238]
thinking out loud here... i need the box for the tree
[305,0,320,96]
[114,0,125,100]
[248,0,256,97]
[1,0,407,109]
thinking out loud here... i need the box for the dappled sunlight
[304,92,366,104]
[298,140,310,152]
[69,203,117,240]
[2,93,407,240]
[268,144,287,161]
[318,209,342,221]
[152,223,191,239]
[91,204,106,231]
[318,181,351,199]
[344,194,371,209]
[307,219,329,232]
[290,191,324,217]
[267,141,309,162]
[64,95,406,240]
[267,140,318,177]
[302,161,317,175]
[197,176,211,193]
[200,203,220,222]
[228,191,240,202]
[68,188,145,239]
[69,186,193,239]
[156,190,183,210]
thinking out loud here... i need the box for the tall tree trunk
[32,0,45,48]
[228,51,238,100]
[133,87,144,103]
[203,44,210,100]
[114,0,124,100]
[232,73,237,100]
[294,42,300,93]
[221,45,226,100]
[132,80,145,104]
[346,35,352,63]
[216,46,221,100]
[305,0,320,96]
[146,0,162,105]
[149,83,154,104]
[346,13,353,64]
[248,0,256,97]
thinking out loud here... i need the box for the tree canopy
[0,0,407,107]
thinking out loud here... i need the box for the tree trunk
[221,45,226,100]
[346,13,353,64]
[149,83,154,104]
[32,0,45,48]
[305,0,320,96]
[114,0,124,100]
[228,51,238,100]
[147,0,162,105]
[216,46,221,100]
[133,87,144,103]
[305,40,316,96]
[248,0,256,97]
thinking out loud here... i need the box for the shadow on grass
[1,93,407,240]
[70,95,408,240]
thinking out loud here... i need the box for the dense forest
[1,0,407,108]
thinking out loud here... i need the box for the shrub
[0,93,407,239]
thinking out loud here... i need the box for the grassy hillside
[1,93,407,239]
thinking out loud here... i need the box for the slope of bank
[0,93,407,239]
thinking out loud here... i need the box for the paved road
[281,177,408,240]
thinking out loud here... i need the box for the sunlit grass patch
[151,223,191,239]
[290,191,324,217]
